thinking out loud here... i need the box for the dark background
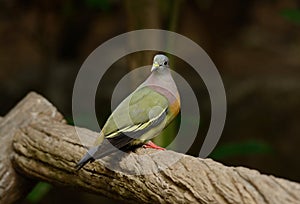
[0,0,299,203]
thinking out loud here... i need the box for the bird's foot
[143,141,165,150]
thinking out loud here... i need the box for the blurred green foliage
[85,0,111,11]
[65,116,74,126]
[210,140,273,160]
[26,182,52,204]
[281,9,300,25]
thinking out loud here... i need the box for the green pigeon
[76,54,180,170]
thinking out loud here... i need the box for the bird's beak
[151,62,159,72]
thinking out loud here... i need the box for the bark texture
[0,92,64,203]
[1,92,300,203]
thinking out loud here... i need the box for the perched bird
[76,54,180,170]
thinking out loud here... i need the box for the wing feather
[85,86,169,162]
[102,86,169,137]
[89,107,168,161]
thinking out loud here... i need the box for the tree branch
[0,92,64,203]
[1,92,300,203]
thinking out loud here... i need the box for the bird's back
[101,86,169,139]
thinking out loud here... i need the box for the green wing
[77,86,170,169]
[102,86,169,138]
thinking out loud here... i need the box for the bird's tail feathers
[75,139,130,170]
[75,152,95,170]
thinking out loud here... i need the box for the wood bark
[0,92,300,203]
[0,92,64,203]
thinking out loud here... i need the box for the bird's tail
[75,152,95,170]
[76,139,128,170]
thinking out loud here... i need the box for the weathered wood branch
[0,92,64,203]
[1,92,300,203]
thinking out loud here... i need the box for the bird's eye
[164,61,168,65]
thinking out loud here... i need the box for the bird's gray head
[151,54,169,72]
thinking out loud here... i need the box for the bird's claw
[143,141,165,150]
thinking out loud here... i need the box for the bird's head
[151,54,169,72]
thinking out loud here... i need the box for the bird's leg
[143,141,165,150]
